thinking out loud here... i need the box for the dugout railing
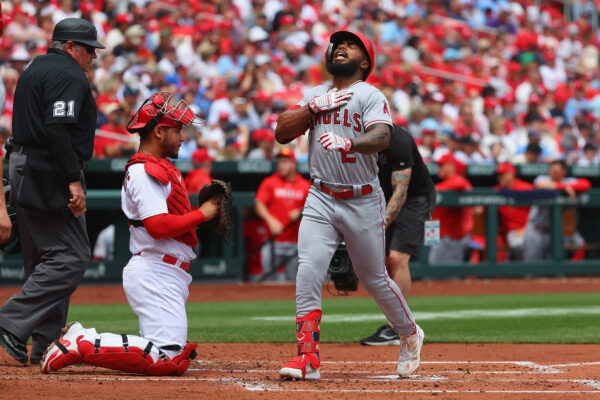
[0,187,599,283]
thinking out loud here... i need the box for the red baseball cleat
[279,352,320,380]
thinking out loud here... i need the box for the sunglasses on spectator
[74,42,96,55]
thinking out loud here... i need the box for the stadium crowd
[1,0,600,166]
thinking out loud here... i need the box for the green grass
[66,292,600,344]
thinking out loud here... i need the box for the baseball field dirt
[0,277,599,399]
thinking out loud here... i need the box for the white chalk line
[252,306,600,322]
[548,361,600,367]
[577,380,600,390]
[193,359,564,367]
[515,361,563,374]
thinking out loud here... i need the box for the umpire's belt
[13,143,88,171]
[134,251,191,272]
[312,178,373,199]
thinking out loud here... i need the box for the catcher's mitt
[196,179,233,243]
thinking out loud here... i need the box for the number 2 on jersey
[53,100,75,117]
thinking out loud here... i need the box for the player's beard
[326,59,360,77]
[162,136,180,159]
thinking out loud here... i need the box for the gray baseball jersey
[293,81,417,338]
[299,81,393,185]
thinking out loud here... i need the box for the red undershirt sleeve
[555,178,591,192]
[142,210,206,240]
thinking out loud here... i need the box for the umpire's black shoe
[30,355,42,365]
[0,327,28,364]
[360,324,401,346]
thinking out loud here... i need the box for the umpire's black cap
[52,18,105,49]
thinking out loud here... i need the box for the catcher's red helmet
[326,30,375,79]
[127,92,198,133]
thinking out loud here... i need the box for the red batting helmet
[126,92,199,134]
[326,30,375,79]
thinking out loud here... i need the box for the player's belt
[317,181,373,199]
[134,251,191,272]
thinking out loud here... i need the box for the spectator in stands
[577,143,599,166]
[459,135,486,164]
[94,103,136,159]
[121,86,141,122]
[429,153,473,264]
[512,142,542,165]
[247,128,276,160]
[416,128,436,162]
[481,116,512,161]
[177,125,200,161]
[220,136,243,160]
[184,147,214,194]
[514,125,558,163]
[550,89,569,122]
[103,13,131,53]
[523,159,591,261]
[207,77,240,126]
[564,80,591,123]
[494,162,534,261]
[201,111,229,158]
[254,148,310,281]
[230,97,262,134]
[113,25,144,58]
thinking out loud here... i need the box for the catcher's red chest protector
[126,153,198,247]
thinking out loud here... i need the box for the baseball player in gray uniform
[275,31,423,380]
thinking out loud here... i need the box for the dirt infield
[0,277,599,399]
[2,343,600,399]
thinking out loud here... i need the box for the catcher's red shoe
[40,322,86,373]
[279,352,320,380]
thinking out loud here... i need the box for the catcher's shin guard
[78,333,198,376]
[279,309,321,380]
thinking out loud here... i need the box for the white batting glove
[308,88,353,114]
[318,132,353,152]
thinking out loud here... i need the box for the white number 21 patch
[53,100,75,117]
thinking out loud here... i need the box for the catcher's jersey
[122,163,196,261]
[299,81,393,185]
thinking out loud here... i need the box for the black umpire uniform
[378,125,436,256]
[0,19,104,364]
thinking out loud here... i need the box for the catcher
[40,92,232,375]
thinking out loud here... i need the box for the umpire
[0,18,104,365]
[360,124,436,346]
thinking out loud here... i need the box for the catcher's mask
[126,92,200,134]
